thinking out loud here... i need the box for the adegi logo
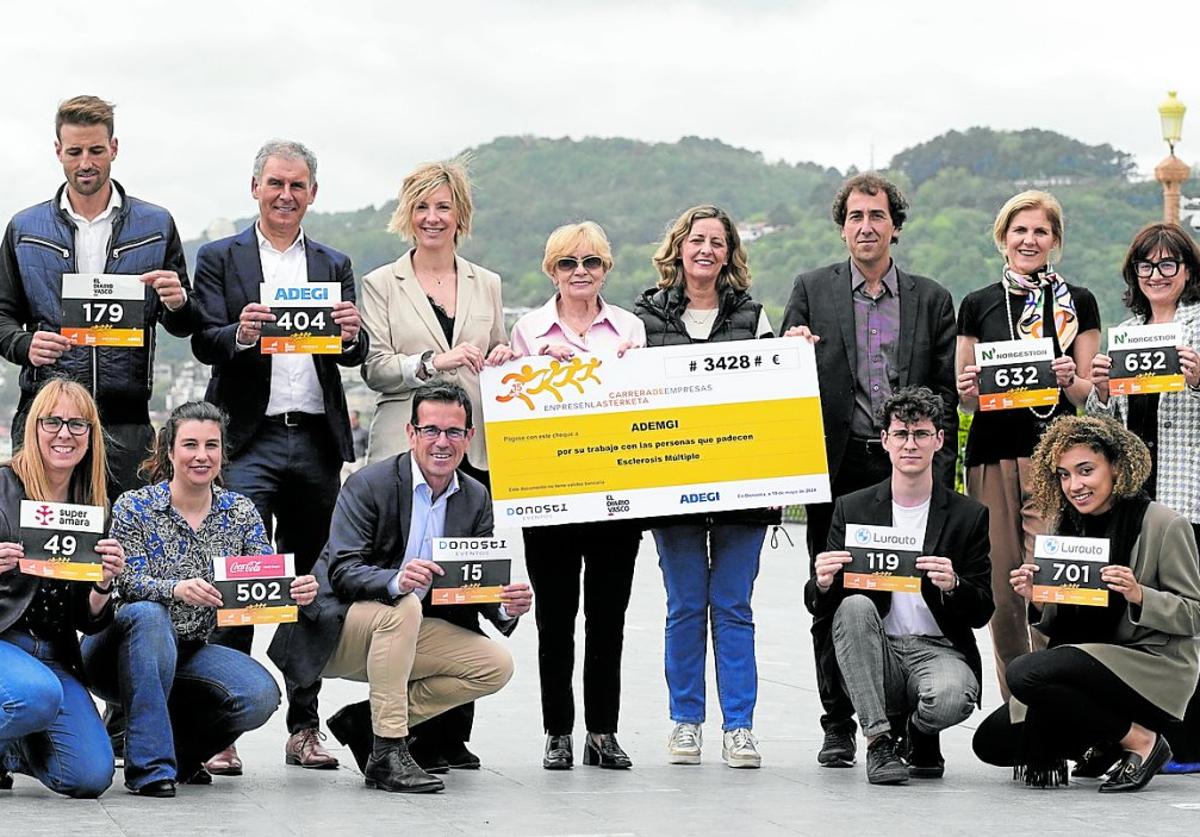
[680,492,719,504]
[606,495,630,516]
[854,527,871,545]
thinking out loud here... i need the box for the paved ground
[5,523,1200,835]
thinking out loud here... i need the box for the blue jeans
[0,631,113,798]
[653,522,765,730]
[81,601,280,789]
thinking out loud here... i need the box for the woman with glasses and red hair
[1087,222,1200,772]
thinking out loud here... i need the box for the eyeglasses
[886,429,937,445]
[38,416,92,436]
[1133,259,1181,278]
[555,256,604,272]
[412,425,468,441]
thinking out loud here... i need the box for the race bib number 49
[430,538,512,605]
[1032,535,1109,607]
[976,338,1057,411]
[18,500,105,581]
[843,524,923,593]
[260,282,341,354]
[1108,323,1184,396]
[213,554,297,626]
[60,274,144,347]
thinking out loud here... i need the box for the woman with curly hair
[972,415,1200,792]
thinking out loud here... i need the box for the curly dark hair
[1120,222,1200,320]
[878,386,945,431]
[831,173,908,243]
[1029,415,1151,526]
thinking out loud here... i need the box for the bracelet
[92,581,113,595]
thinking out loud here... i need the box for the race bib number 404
[60,274,144,347]
[260,282,342,354]
[843,524,923,593]
[1032,535,1110,607]
[976,338,1057,411]
[213,554,298,626]
[480,337,830,527]
[430,538,512,605]
[18,500,105,581]
[1108,323,1184,396]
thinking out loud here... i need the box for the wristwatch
[416,350,437,381]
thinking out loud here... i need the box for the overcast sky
[1,0,1195,238]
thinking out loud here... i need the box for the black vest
[635,284,766,346]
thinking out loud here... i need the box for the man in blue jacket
[0,95,197,498]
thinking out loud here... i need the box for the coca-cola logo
[223,554,286,578]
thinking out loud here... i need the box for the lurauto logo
[680,492,719,504]
[1044,538,1059,555]
[854,527,871,545]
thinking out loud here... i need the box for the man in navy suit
[806,387,991,785]
[191,139,367,773]
[782,173,958,768]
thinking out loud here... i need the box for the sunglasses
[555,256,604,272]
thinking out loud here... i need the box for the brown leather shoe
[204,745,243,776]
[286,729,340,770]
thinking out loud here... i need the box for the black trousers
[973,646,1177,766]
[804,437,892,735]
[211,418,342,733]
[524,521,641,734]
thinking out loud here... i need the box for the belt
[265,411,323,428]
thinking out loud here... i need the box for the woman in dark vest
[634,205,777,769]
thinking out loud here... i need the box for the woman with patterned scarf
[972,415,1200,792]
[955,190,1100,701]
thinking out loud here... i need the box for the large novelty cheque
[480,337,830,526]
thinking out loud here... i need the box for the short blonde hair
[10,379,108,507]
[541,221,614,279]
[652,205,751,290]
[993,190,1064,260]
[1029,415,1150,527]
[387,159,473,245]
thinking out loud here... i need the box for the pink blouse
[510,295,646,357]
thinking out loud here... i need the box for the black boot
[327,701,373,773]
[364,737,444,794]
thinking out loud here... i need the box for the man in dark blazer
[806,387,991,785]
[782,173,958,767]
[268,382,531,793]
[191,139,367,772]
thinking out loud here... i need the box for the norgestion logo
[496,356,604,410]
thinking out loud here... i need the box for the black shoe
[906,722,944,779]
[0,767,12,790]
[1099,735,1172,793]
[327,701,373,773]
[583,733,632,769]
[178,764,213,785]
[441,742,481,770]
[543,735,573,770]
[130,779,176,798]
[818,729,856,767]
[408,736,450,775]
[364,740,444,794]
[1073,743,1122,779]
[866,735,909,785]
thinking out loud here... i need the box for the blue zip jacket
[0,181,197,425]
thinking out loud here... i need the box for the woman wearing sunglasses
[1086,223,1200,772]
[79,401,317,797]
[0,379,124,797]
[973,415,1200,792]
[508,222,645,770]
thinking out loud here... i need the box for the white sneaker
[667,723,702,764]
[722,728,762,768]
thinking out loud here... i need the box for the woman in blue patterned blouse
[81,401,319,798]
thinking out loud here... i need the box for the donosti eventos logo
[496,357,604,411]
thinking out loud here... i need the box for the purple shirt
[510,295,646,357]
[850,260,901,437]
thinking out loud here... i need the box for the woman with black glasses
[508,222,645,770]
[1087,222,1200,772]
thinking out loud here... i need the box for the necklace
[1002,279,1058,420]
[684,307,717,325]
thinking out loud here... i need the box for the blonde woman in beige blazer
[359,160,511,477]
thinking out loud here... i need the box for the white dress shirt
[252,225,325,416]
[882,498,943,638]
[60,187,121,274]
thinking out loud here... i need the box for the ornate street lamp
[1155,91,1190,224]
